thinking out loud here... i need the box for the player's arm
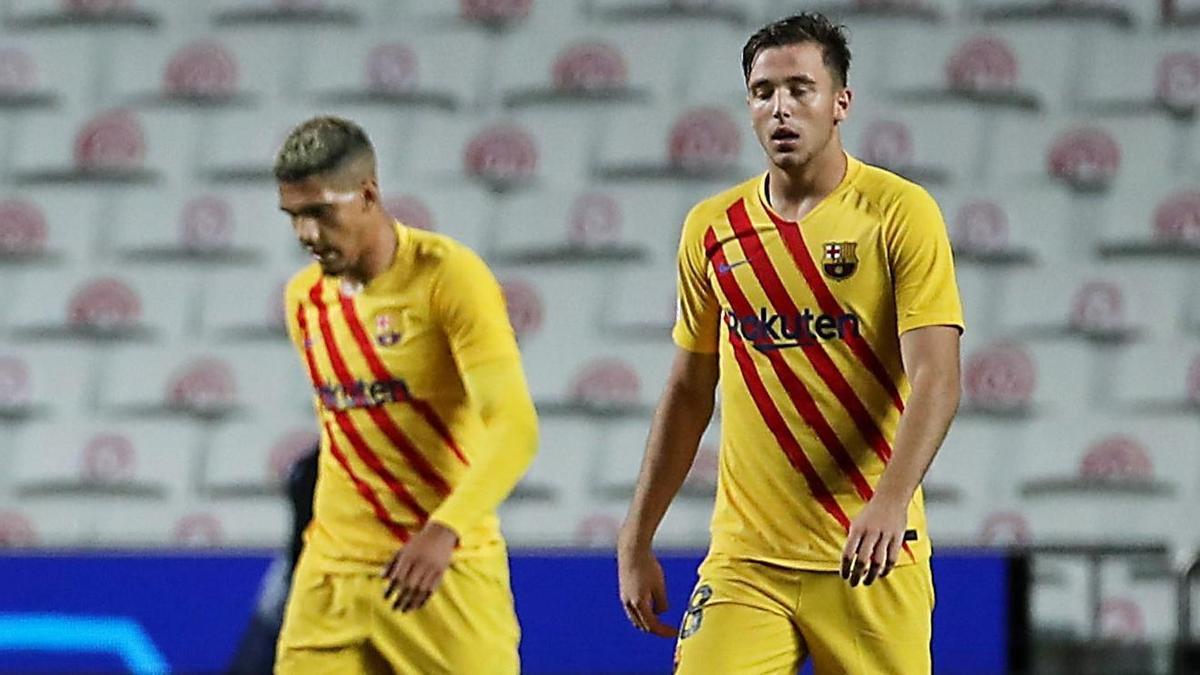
[843,185,964,587]
[618,347,718,637]
[618,204,720,637]
[842,327,960,587]
[383,245,538,613]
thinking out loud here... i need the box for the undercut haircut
[742,13,852,88]
[273,115,377,184]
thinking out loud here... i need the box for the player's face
[746,42,850,172]
[278,177,371,277]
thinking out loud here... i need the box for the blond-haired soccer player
[617,13,963,674]
[273,116,537,674]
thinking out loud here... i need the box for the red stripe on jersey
[727,200,893,465]
[324,422,411,543]
[708,224,873,502]
[296,302,409,542]
[705,227,851,531]
[763,204,905,413]
[338,295,470,467]
[307,280,432,521]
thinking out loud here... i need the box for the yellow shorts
[275,551,520,675]
[674,556,934,675]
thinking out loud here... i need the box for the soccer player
[617,13,963,674]
[273,116,538,674]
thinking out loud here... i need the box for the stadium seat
[2,0,170,29]
[593,416,720,503]
[383,182,494,255]
[536,341,676,417]
[107,186,282,268]
[499,417,599,546]
[994,265,1179,343]
[9,106,191,186]
[94,343,307,421]
[491,265,605,404]
[602,264,678,340]
[1030,559,1092,637]
[11,419,198,500]
[1103,563,1179,642]
[106,30,292,107]
[1096,180,1200,258]
[0,502,91,547]
[1080,33,1200,117]
[489,184,686,266]
[1008,414,1200,546]
[977,0,1160,28]
[402,108,597,190]
[959,339,1094,417]
[207,0,363,27]
[924,418,1007,545]
[0,344,94,420]
[883,24,1078,115]
[199,106,403,185]
[174,498,289,547]
[595,100,758,184]
[398,0,581,28]
[1108,338,1200,413]
[842,100,984,187]
[588,0,768,25]
[0,188,105,265]
[496,22,692,109]
[300,28,490,112]
[197,268,292,342]
[203,418,317,498]
[5,267,192,342]
[932,185,1074,267]
[987,115,1177,192]
[0,32,93,111]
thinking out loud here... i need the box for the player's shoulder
[404,225,484,271]
[850,157,939,217]
[681,174,763,239]
[284,263,321,304]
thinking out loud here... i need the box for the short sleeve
[884,186,965,336]
[431,244,522,372]
[671,205,721,353]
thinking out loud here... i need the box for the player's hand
[617,543,677,638]
[382,521,458,613]
[841,493,908,588]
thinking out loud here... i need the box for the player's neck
[346,216,399,286]
[764,140,847,222]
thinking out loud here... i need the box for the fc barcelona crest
[372,310,404,347]
[822,241,858,281]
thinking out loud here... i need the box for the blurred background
[0,0,1196,672]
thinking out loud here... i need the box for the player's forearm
[874,366,960,504]
[619,382,715,552]
[429,360,539,537]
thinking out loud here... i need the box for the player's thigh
[275,560,373,673]
[674,562,802,675]
[797,562,934,675]
[370,553,520,675]
[674,598,800,675]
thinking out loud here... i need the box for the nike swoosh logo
[716,259,751,274]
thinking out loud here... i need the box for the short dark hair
[742,13,851,88]
[273,115,376,183]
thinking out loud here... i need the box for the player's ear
[833,86,852,124]
[361,177,380,211]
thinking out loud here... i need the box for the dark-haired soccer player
[617,13,963,674]
[273,116,537,674]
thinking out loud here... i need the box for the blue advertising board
[0,549,1022,673]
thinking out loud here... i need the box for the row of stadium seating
[2,105,1196,191]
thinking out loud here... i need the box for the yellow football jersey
[673,154,964,570]
[285,223,521,573]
